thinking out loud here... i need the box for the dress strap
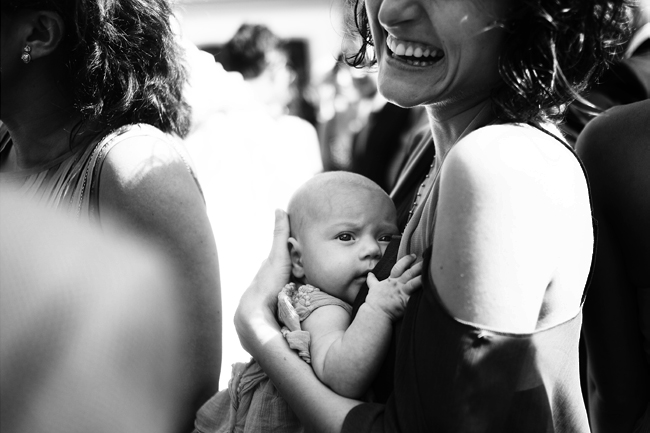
[525,122,598,306]
[80,124,204,222]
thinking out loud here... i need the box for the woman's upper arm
[97,134,222,395]
[430,130,564,333]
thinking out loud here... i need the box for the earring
[21,45,31,64]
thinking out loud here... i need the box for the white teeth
[386,35,443,65]
[387,36,439,57]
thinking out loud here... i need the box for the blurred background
[175,0,347,391]
[175,0,346,96]
[173,0,427,390]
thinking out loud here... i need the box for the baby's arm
[301,254,422,398]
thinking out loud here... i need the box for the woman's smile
[385,34,444,68]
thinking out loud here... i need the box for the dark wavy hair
[3,0,191,137]
[222,23,284,80]
[344,0,633,124]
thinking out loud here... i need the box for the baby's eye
[337,233,354,242]
[378,235,393,242]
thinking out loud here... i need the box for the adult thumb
[269,209,291,264]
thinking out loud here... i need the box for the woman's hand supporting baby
[235,210,362,433]
[235,209,293,354]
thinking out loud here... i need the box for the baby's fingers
[402,275,423,296]
[389,254,418,278]
[367,272,379,286]
[394,260,423,284]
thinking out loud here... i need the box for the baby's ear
[287,237,305,280]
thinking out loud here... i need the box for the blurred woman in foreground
[0,0,221,428]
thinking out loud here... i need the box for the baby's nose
[360,238,382,261]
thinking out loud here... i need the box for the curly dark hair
[3,0,191,137]
[344,0,633,124]
[222,23,284,80]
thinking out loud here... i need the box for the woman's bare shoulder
[100,125,192,185]
[451,123,575,168]
[97,125,205,226]
[431,123,592,332]
[443,123,584,210]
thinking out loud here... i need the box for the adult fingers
[245,209,292,308]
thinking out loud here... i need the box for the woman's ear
[287,237,305,280]
[23,10,66,61]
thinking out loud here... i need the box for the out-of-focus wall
[174,0,347,83]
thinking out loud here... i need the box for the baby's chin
[345,279,366,304]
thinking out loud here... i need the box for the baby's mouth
[385,35,444,67]
[355,270,371,281]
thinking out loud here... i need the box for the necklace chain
[406,103,495,225]
[407,157,436,223]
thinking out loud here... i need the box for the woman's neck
[1,113,84,172]
[426,100,497,170]
[0,71,87,171]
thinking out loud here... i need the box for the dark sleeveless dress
[345,124,593,432]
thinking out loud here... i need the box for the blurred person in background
[181,23,322,389]
[576,98,650,432]
[222,23,298,119]
[317,54,380,172]
[0,0,222,428]
[561,0,649,145]
[560,1,649,412]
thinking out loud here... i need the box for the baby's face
[297,189,398,304]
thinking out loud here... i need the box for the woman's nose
[377,0,422,30]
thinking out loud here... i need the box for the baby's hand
[365,254,423,322]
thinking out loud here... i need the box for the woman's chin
[378,83,432,109]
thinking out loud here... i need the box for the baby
[193,171,421,432]
[279,171,422,398]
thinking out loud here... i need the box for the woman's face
[366,0,512,112]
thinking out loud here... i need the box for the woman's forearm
[236,288,361,433]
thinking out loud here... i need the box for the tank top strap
[525,122,598,306]
[80,124,204,222]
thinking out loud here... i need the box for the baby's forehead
[288,173,395,234]
[303,184,383,214]
[299,192,393,228]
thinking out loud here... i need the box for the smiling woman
[233,0,632,432]
[354,0,512,109]
[350,0,629,122]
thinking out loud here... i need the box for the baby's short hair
[287,171,390,239]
